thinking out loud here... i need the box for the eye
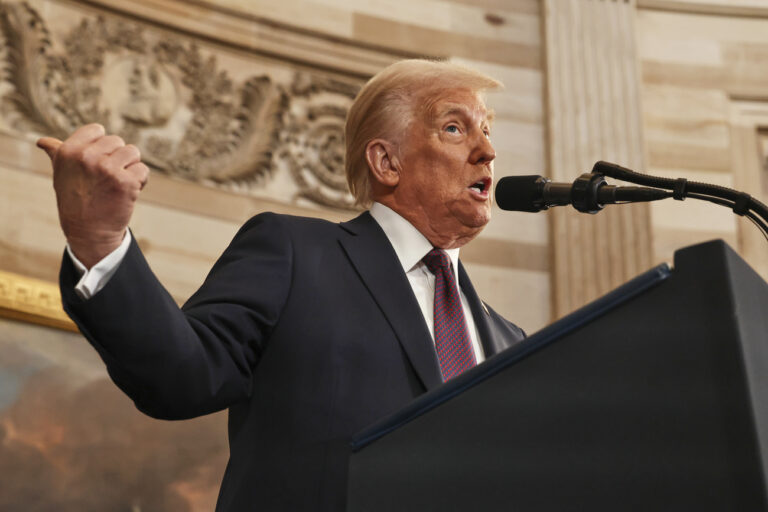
[483,127,491,138]
[445,124,460,134]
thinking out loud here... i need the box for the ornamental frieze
[0,0,365,210]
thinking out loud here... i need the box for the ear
[365,139,400,188]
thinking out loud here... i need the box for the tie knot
[422,248,452,275]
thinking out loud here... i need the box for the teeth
[470,181,485,192]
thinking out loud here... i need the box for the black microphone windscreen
[495,175,546,212]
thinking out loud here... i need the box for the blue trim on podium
[351,262,672,452]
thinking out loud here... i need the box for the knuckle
[78,147,100,169]
[105,135,126,148]
[128,161,149,177]
[85,122,105,133]
[96,154,116,173]
[124,144,141,159]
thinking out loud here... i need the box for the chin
[453,217,489,242]
[466,205,492,228]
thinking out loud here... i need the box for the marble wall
[636,0,768,280]
[0,0,550,333]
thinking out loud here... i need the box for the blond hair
[344,59,502,207]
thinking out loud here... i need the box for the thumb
[36,137,63,160]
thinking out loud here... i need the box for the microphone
[495,173,670,214]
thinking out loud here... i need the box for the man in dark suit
[38,59,525,511]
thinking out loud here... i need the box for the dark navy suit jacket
[60,211,525,511]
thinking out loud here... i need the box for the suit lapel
[458,261,506,358]
[338,212,443,391]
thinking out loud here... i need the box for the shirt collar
[369,202,461,277]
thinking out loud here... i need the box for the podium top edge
[350,262,672,452]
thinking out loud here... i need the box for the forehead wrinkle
[417,88,489,123]
[428,101,491,130]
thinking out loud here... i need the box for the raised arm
[39,125,289,420]
[38,123,149,268]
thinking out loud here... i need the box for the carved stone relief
[276,73,358,210]
[0,0,363,210]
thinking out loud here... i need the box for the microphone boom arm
[591,161,768,240]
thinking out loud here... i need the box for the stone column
[543,0,653,317]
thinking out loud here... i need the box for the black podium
[347,240,768,511]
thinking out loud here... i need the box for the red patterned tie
[422,248,477,381]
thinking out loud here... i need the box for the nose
[470,132,496,166]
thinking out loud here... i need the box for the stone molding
[729,100,768,280]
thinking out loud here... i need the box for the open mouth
[468,177,492,196]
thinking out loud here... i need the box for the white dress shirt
[369,203,485,363]
[68,230,132,300]
[68,203,485,363]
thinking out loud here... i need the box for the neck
[374,197,482,249]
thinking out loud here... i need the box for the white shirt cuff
[67,230,132,300]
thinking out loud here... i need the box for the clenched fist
[37,123,150,269]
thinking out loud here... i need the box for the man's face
[394,88,495,248]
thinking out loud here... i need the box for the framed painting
[0,270,228,511]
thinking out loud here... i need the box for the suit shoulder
[239,212,340,235]
[236,212,362,250]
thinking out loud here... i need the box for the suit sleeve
[60,213,293,420]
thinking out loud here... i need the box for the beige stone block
[721,41,768,91]
[645,126,731,154]
[647,140,732,172]
[641,61,768,97]
[462,236,548,272]
[483,206,550,247]
[650,185,738,233]
[448,0,540,16]
[0,131,53,177]
[642,85,729,123]
[637,9,768,46]
[129,201,243,302]
[462,262,551,333]
[642,86,732,172]
[352,13,542,69]
[0,166,67,283]
[641,61,722,91]
[447,3,540,46]
[494,146,547,176]
[450,58,544,124]
[638,0,768,18]
[311,0,452,31]
[491,119,546,174]
[637,34,723,66]
[163,0,354,38]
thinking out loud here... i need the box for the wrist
[66,230,127,269]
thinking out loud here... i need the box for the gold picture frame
[0,270,77,332]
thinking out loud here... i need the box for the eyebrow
[431,103,494,126]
